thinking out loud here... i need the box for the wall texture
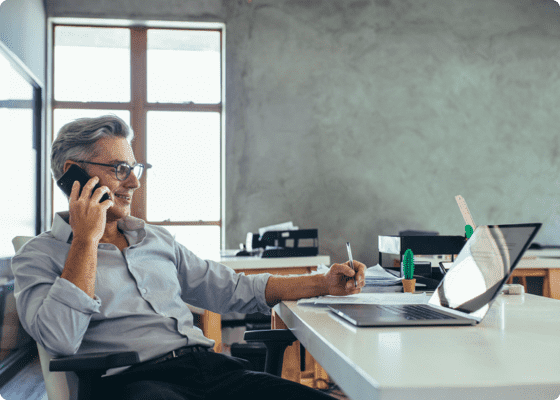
[0,0,46,84]
[45,0,560,266]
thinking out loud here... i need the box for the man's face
[82,136,140,222]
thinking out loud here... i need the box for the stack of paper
[258,221,299,236]
[298,292,428,306]
[364,264,402,286]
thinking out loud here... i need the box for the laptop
[329,223,541,327]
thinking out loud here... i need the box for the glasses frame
[73,160,152,181]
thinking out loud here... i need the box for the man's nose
[125,170,141,189]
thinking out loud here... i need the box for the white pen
[346,242,357,288]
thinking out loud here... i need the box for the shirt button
[161,312,168,317]
[141,288,147,294]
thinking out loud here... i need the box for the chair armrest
[243,329,296,343]
[243,329,297,376]
[50,351,140,372]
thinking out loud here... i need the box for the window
[0,40,42,385]
[0,42,42,257]
[51,22,224,258]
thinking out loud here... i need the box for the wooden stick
[455,195,477,231]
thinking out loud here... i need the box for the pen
[439,262,447,277]
[346,242,357,288]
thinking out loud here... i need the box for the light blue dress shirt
[12,212,272,369]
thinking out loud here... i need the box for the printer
[246,229,319,258]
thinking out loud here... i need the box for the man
[12,115,366,400]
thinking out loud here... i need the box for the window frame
[0,39,44,386]
[47,18,226,250]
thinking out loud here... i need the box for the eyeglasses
[73,160,152,181]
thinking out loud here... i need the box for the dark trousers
[98,351,335,400]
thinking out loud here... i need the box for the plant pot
[402,278,416,293]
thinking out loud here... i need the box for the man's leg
[99,355,206,400]
[99,351,335,400]
[117,380,191,400]
[194,352,335,400]
[208,369,335,400]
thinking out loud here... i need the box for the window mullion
[130,27,148,220]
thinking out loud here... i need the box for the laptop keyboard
[378,304,456,320]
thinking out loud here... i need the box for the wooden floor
[0,355,46,400]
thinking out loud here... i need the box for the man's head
[51,115,141,221]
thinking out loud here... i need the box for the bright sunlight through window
[52,24,223,259]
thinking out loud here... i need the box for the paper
[364,264,402,286]
[258,221,299,237]
[298,292,429,306]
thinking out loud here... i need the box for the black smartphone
[56,164,111,203]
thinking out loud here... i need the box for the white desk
[221,255,330,274]
[274,294,560,400]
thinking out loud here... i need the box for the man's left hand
[324,261,366,296]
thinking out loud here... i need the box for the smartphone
[56,164,111,203]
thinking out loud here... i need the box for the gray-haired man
[12,115,366,399]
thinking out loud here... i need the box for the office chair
[12,236,296,400]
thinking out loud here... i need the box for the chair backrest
[12,236,78,400]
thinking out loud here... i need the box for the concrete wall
[0,0,46,84]
[46,0,560,266]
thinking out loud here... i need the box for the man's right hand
[68,176,114,244]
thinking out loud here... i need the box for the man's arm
[12,242,103,356]
[265,261,366,307]
[60,239,100,298]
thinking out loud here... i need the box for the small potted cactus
[402,248,415,293]
[465,224,474,239]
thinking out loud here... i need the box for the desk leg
[271,309,301,383]
[548,269,560,300]
[304,352,329,389]
[202,310,222,353]
[271,309,330,389]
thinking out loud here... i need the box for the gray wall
[46,0,560,266]
[0,0,46,84]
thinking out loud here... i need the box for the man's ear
[62,160,80,174]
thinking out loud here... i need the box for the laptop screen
[428,223,540,320]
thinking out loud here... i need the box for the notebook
[329,223,541,327]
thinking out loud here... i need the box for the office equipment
[346,242,357,287]
[501,283,524,295]
[56,165,111,203]
[402,260,431,278]
[246,229,319,258]
[329,223,541,327]
[378,234,465,267]
[274,294,560,400]
[455,194,477,230]
[438,261,447,276]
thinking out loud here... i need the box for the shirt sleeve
[173,241,272,315]
[11,239,101,357]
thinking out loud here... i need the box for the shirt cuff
[254,273,273,312]
[50,276,101,313]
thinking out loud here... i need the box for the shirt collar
[51,211,146,244]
